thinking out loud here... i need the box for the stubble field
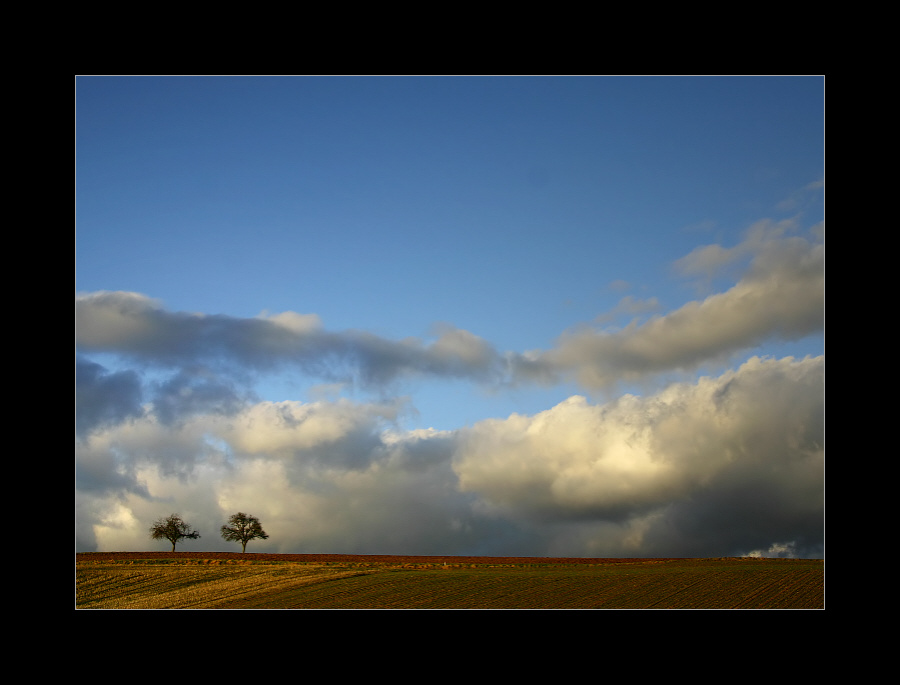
[75,552,824,609]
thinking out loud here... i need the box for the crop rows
[76,556,823,609]
[252,566,823,609]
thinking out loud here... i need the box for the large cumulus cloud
[454,355,823,557]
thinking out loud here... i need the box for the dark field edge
[76,552,819,565]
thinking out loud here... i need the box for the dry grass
[75,561,373,609]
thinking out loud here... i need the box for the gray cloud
[76,358,144,437]
[150,368,252,426]
[75,291,502,389]
[509,221,823,390]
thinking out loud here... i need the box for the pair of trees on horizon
[149,512,269,552]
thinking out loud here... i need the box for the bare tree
[149,513,201,552]
[221,512,269,552]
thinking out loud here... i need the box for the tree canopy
[149,513,201,552]
[221,512,269,552]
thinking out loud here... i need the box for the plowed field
[75,553,824,609]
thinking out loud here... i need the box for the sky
[75,76,824,558]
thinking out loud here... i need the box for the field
[75,552,824,609]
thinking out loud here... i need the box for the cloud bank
[509,220,824,390]
[75,220,822,395]
[75,220,824,558]
[75,292,502,390]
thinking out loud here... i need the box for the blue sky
[76,76,824,558]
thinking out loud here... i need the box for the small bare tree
[221,512,269,552]
[149,513,201,552]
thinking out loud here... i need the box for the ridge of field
[77,552,676,565]
[76,553,823,609]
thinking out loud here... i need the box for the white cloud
[218,399,400,458]
[258,310,323,335]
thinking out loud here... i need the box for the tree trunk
[171,541,176,552]
[242,542,247,552]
